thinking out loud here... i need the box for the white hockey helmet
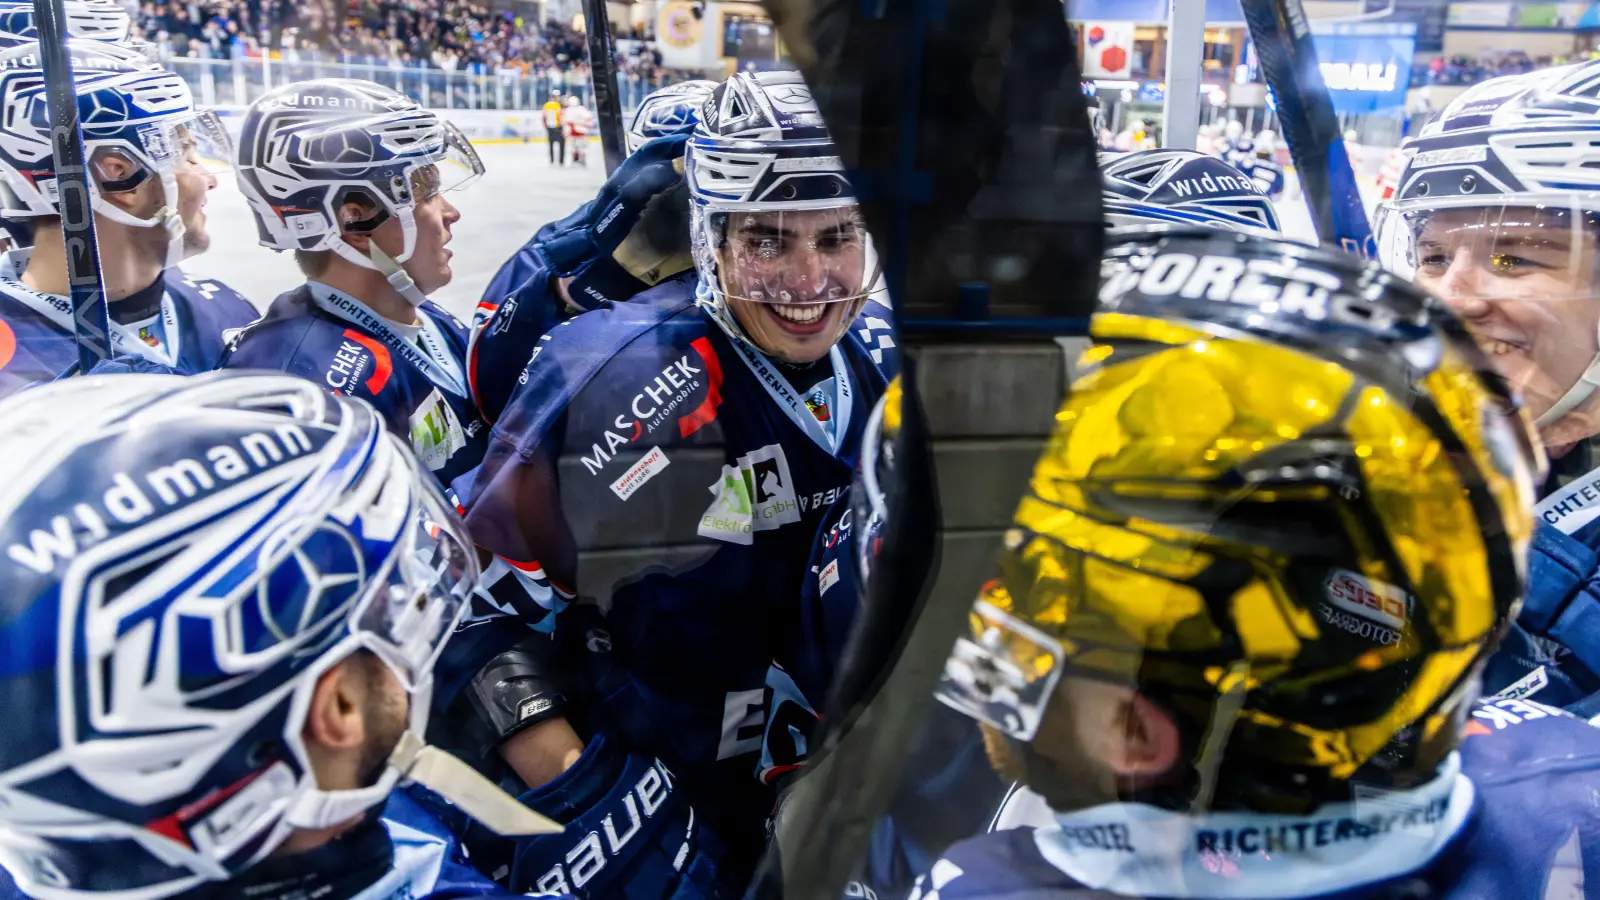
[0,373,557,900]
[685,71,879,350]
[234,79,484,307]
[1100,149,1281,234]
[0,0,130,45]
[625,79,716,155]
[1375,60,1600,428]
[0,40,230,268]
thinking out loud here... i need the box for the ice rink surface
[184,141,608,324]
[181,140,1369,324]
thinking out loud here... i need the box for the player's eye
[1489,252,1550,275]
[740,235,786,260]
[814,228,863,254]
[1416,246,1451,271]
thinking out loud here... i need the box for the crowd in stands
[134,0,672,80]
[1411,50,1600,87]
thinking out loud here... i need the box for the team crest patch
[805,388,831,423]
[139,326,160,347]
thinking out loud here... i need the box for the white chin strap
[329,213,429,308]
[368,242,429,308]
[92,170,187,269]
[280,731,562,836]
[1538,348,1600,428]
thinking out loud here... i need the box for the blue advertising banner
[1310,22,1416,113]
[1069,0,1245,23]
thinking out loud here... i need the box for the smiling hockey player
[222,79,489,489]
[0,40,252,395]
[1377,60,1600,711]
[0,372,584,900]
[829,228,1600,900]
[459,70,897,878]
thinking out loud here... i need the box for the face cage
[0,445,476,900]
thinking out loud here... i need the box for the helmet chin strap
[366,242,429,308]
[1537,349,1600,428]
[91,169,189,270]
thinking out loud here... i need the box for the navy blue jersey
[469,220,571,427]
[1485,446,1600,714]
[908,697,1600,900]
[462,281,896,862]
[221,283,489,489]
[0,269,256,397]
[0,791,560,900]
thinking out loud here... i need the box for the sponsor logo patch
[818,559,840,595]
[1323,569,1411,631]
[610,446,670,501]
[699,443,801,544]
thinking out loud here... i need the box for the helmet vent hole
[1460,174,1478,193]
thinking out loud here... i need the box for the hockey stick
[580,0,625,174]
[33,0,112,371]
[1239,0,1375,257]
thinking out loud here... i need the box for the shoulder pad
[493,283,704,456]
[165,270,259,324]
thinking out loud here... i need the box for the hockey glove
[510,730,730,899]
[535,131,695,312]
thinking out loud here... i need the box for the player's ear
[1106,691,1181,779]
[304,654,369,760]
[89,150,147,214]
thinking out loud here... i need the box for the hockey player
[1101,149,1282,233]
[0,371,563,900]
[0,371,727,900]
[851,227,1590,900]
[458,70,898,877]
[1376,60,1600,710]
[0,40,254,395]
[625,80,718,156]
[221,79,489,489]
[469,80,717,423]
[564,96,593,167]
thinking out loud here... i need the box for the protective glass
[710,204,880,305]
[352,485,475,692]
[765,290,1537,900]
[851,379,899,589]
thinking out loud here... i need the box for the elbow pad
[466,632,572,746]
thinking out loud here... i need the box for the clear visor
[351,488,474,691]
[1375,197,1600,303]
[126,111,235,176]
[933,597,1067,742]
[711,204,880,305]
[1375,198,1600,426]
[419,121,485,198]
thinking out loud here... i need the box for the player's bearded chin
[356,657,411,789]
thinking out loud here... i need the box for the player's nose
[1435,250,1494,319]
